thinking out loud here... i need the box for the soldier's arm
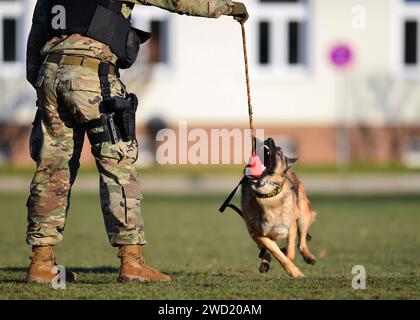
[124,0,234,18]
[26,0,49,87]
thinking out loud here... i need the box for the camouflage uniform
[26,0,234,247]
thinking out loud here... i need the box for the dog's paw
[303,255,317,265]
[287,265,305,278]
[290,269,305,278]
[259,262,270,273]
[293,272,305,279]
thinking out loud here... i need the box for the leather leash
[241,23,256,156]
[219,23,257,217]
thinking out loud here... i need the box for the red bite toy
[245,154,264,178]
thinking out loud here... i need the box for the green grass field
[0,192,419,300]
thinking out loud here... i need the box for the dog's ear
[286,156,298,170]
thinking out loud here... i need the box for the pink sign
[329,44,353,69]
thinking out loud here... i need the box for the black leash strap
[99,62,112,109]
[219,176,246,217]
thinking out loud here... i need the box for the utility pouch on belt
[86,113,121,145]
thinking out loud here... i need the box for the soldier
[25,0,249,284]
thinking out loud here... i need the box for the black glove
[230,1,249,24]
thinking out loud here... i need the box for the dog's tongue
[246,155,264,178]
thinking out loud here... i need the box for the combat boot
[118,245,171,283]
[26,246,56,284]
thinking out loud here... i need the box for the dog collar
[254,181,284,199]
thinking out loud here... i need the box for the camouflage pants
[26,61,145,247]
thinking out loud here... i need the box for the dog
[241,137,317,278]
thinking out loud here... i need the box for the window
[0,0,23,76]
[393,0,420,77]
[288,21,304,65]
[131,6,170,67]
[3,18,17,62]
[258,21,270,64]
[404,20,417,65]
[149,19,169,64]
[252,0,310,76]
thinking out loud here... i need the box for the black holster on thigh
[86,62,138,145]
[105,93,138,142]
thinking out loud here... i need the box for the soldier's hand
[230,2,249,24]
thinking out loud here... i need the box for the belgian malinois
[241,138,317,278]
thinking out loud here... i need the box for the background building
[1,0,420,166]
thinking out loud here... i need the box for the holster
[86,62,138,145]
[105,94,138,142]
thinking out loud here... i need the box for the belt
[45,54,117,76]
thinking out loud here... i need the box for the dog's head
[262,137,298,177]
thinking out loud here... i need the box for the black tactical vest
[45,0,150,68]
